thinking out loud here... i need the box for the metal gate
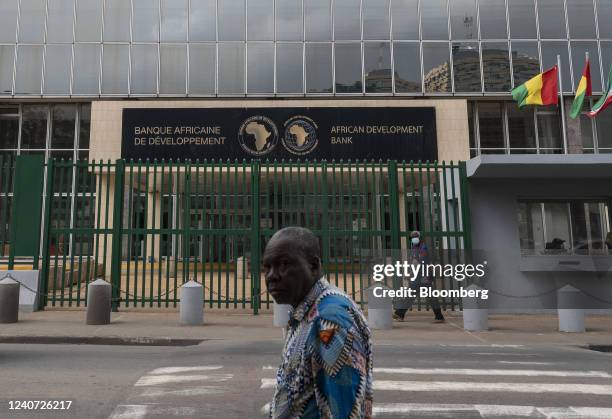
[38,159,471,312]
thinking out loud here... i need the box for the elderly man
[264,227,373,419]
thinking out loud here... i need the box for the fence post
[110,160,125,312]
[458,161,472,251]
[321,161,329,266]
[38,159,55,310]
[251,160,261,315]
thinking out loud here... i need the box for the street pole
[557,54,568,154]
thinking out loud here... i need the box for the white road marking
[135,373,233,386]
[497,361,557,366]
[474,352,538,356]
[373,368,612,378]
[262,366,276,370]
[108,404,148,419]
[148,366,223,375]
[139,386,226,397]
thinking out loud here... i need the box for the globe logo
[282,116,319,155]
[238,116,279,156]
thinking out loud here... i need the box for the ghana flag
[569,58,592,119]
[587,66,612,118]
[512,66,558,108]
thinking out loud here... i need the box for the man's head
[263,227,322,307]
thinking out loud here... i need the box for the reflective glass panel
[511,41,540,86]
[508,0,537,39]
[571,42,601,92]
[566,0,596,39]
[277,43,304,93]
[363,0,390,40]
[131,44,158,94]
[305,0,331,41]
[536,107,562,149]
[577,112,594,149]
[104,0,131,42]
[79,104,91,148]
[248,0,274,41]
[306,43,332,93]
[335,43,362,93]
[392,0,418,40]
[44,45,72,94]
[478,102,505,149]
[0,112,18,149]
[421,0,449,40]
[51,105,76,149]
[15,45,43,94]
[276,0,303,41]
[597,110,612,149]
[537,0,567,39]
[218,43,245,94]
[597,0,612,38]
[102,44,129,94]
[0,0,18,43]
[219,0,246,41]
[161,0,188,42]
[334,0,361,41]
[479,0,507,39]
[508,105,536,148]
[47,0,75,43]
[452,42,481,92]
[160,44,187,94]
[133,0,160,42]
[601,42,612,83]
[423,42,451,92]
[450,0,477,40]
[393,42,421,93]
[247,43,274,93]
[190,0,216,41]
[18,0,45,42]
[0,46,15,94]
[75,0,102,42]
[21,105,48,149]
[364,42,391,93]
[189,44,216,94]
[482,42,511,92]
[73,44,100,94]
[541,41,571,91]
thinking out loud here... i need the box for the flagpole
[557,55,568,154]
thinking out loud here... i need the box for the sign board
[122,107,437,161]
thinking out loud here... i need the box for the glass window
[21,105,48,149]
[305,0,332,41]
[131,44,158,94]
[277,43,304,93]
[364,42,391,93]
[452,42,481,92]
[75,0,102,42]
[537,0,567,39]
[190,0,216,41]
[248,0,274,41]
[79,104,91,148]
[18,0,45,42]
[189,44,216,94]
[44,45,72,94]
[536,106,562,149]
[219,0,246,41]
[482,42,511,92]
[508,0,537,39]
[104,0,131,42]
[393,42,421,93]
[479,0,507,39]
[51,105,76,149]
[218,43,245,94]
[363,0,390,40]
[47,0,75,43]
[306,43,333,93]
[0,109,18,149]
[247,43,274,93]
[421,0,448,40]
[0,46,15,94]
[73,44,100,94]
[335,43,362,93]
[423,42,450,93]
[102,44,129,94]
[0,0,18,43]
[507,105,536,148]
[392,0,419,40]
[597,0,612,38]
[334,0,361,41]
[160,44,187,94]
[133,0,160,42]
[511,42,540,86]
[602,42,612,83]
[597,109,612,149]
[161,0,188,42]
[571,42,601,93]
[450,0,477,40]
[566,0,596,39]
[541,41,571,91]
[276,0,303,41]
[542,203,571,253]
[15,45,43,94]
[478,102,505,149]
[577,112,594,150]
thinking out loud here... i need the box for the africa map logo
[238,115,319,156]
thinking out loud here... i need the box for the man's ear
[310,256,322,277]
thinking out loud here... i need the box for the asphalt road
[1,341,612,419]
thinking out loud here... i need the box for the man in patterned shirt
[264,227,373,419]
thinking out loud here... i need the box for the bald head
[268,227,321,261]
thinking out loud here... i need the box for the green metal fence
[0,155,15,260]
[36,159,471,312]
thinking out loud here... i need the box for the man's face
[263,236,319,306]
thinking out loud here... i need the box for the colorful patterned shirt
[270,278,373,419]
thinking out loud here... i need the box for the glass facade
[0,0,609,97]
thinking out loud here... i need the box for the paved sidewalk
[1,309,611,347]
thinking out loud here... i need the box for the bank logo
[238,116,279,156]
[282,116,319,155]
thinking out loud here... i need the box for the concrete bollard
[86,279,112,325]
[367,284,392,330]
[557,284,585,333]
[180,280,204,326]
[273,303,292,327]
[0,276,20,323]
[462,284,488,331]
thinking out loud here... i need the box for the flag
[569,58,592,119]
[587,66,612,118]
[512,66,559,108]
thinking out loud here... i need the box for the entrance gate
[37,159,471,312]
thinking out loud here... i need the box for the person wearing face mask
[392,230,445,323]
